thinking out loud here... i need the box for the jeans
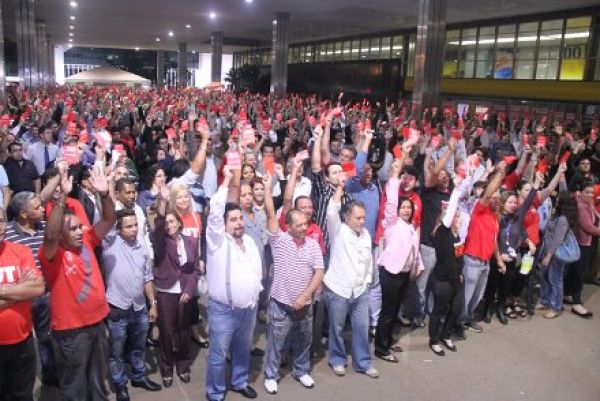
[539,257,566,313]
[406,245,436,323]
[368,247,382,327]
[375,269,410,356]
[0,335,36,401]
[206,299,256,401]
[428,279,463,345]
[324,286,371,372]
[52,322,109,401]
[264,299,313,381]
[107,306,150,387]
[31,292,57,381]
[461,255,490,324]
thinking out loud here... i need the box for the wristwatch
[149,299,157,305]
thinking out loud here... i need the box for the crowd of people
[0,85,599,401]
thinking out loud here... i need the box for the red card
[457,165,467,179]
[263,155,275,175]
[431,135,441,148]
[401,126,410,140]
[535,159,549,174]
[341,162,357,177]
[536,136,547,148]
[62,145,80,165]
[503,156,517,165]
[296,149,309,160]
[451,128,462,140]
[392,144,403,159]
[165,128,176,139]
[559,151,571,165]
[226,151,242,170]
[467,154,481,169]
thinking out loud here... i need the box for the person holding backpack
[537,191,579,319]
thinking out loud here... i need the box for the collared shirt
[243,206,268,262]
[4,157,39,194]
[289,175,312,204]
[114,201,154,260]
[206,186,263,308]
[324,200,372,299]
[269,230,324,307]
[202,156,218,198]
[4,221,46,269]
[25,142,60,175]
[102,233,153,311]
[311,170,351,250]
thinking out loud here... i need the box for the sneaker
[464,322,483,333]
[332,365,346,376]
[264,379,278,394]
[544,310,561,319]
[297,374,315,388]
[363,367,380,379]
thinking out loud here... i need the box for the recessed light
[245,0,253,3]
[68,43,73,48]
[272,20,277,25]
[70,16,76,20]
[69,32,74,37]
[209,11,216,19]
[155,37,160,42]
[135,47,140,51]
[69,25,74,30]
[70,1,78,7]
[168,31,174,37]
[185,24,191,29]
[192,50,196,53]
[68,38,73,42]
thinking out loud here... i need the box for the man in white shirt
[323,178,379,378]
[205,167,262,401]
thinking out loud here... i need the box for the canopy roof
[65,65,150,85]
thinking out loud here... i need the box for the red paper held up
[263,156,275,175]
[341,162,357,177]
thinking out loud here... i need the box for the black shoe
[230,385,258,399]
[251,347,265,357]
[41,374,60,387]
[429,344,445,357]
[571,308,594,319]
[179,372,191,383]
[441,338,457,352]
[131,377,162,391]
[453,327,466,341]
[146,337,159,347]
[483,307,493,324]
[374,351,399,363]
[496,307,508,325]
[115,385,130,401]
[191,337,210,348]
[162,377,173,388]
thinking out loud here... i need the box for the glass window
[560,17,590,80]
[476,26,495,78]
[459,28,477,78]
[443,30,460,78]
[515,22,538,79]
[334,41,343,61]
[495,24,515,79]
[360,38,370,60]
[316,43,326,62]
[380,37,391,59]
[407,34,416,77]
[304,44,314,63]
[370,37,381,59]
[342,41,351,60]
[351,39,360,60]
[536,19,563,80]
[392,35,403,59]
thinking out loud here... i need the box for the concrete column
[177,42,187,87]
[210,31,223,83]
[16,0,38,89]
[412,0,447,115]
[0,0,5,103]
[47,35,54,85]
[27,0,38,88]
[270,12,290,97]
[156,50,165,87]
[37,22,46,86]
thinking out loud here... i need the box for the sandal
[162,377,173,388]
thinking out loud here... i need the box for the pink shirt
[377,178,424,274]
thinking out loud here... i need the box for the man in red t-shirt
[0,209,45,401]
[461,162,506,332]
[40,165,116,401]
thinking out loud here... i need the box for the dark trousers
[565,245,592,305]
[156,292,192,378]
[0,335,36,401]
[190,295,201,325]
[31,292,57,381]
[375,268,410,356]
[52,322,109,401]
[107,305,150,387]
[428,279,463,345]
[485,260,518,309]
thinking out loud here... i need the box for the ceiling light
[168,31,174,37]
[209,11,216,19]
[155,37,160,42]
[68,43,73,48]
[68,38,73,42]
[69,25,74,30]
[185,24,191,29]
[246,0,253,3]
[70,1,78,7]
[272,20,277,25]
[135,47,140,51]
[192,50,196,53]
[70,16,76,20]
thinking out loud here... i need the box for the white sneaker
[364,366,380,378]
[332,365,346,376]
[264,379,278,394]
[297,374,315,388]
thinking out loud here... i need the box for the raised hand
[262,173,273,189]
[60,171,74,195]
[158,183,170,201]
[90,166,109,195]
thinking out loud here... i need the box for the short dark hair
[224,202,242,222]
[326,162,342,177]
[294,195,312,208]
[8,142,23,152]
[285,208,305,226]
[341,200,365,221]
[401,165,419,179]
[171,159,190,178]
[116,208,136,229]
[115,178,135,193]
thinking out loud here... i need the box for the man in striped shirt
[5,191,58,387]
[262,174,324,395]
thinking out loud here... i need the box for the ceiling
[3,0,599,52]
